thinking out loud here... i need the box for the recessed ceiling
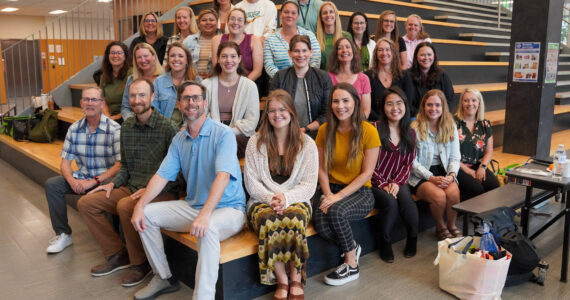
[0,0,96,17]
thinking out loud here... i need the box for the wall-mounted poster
[545,43,559,84]
[513,42,540,83]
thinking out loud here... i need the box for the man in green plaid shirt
[77,78,180,288]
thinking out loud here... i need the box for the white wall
[0,15,115,41]
[0,15,46,39]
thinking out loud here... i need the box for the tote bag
[434,236,511,300]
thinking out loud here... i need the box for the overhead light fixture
[97,0,112,2]
[1,7,19,12]
[49,10,67,15]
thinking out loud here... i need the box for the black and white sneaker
[354,242,362,264]
[324,263,359,286]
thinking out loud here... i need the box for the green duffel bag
[29,109,59,143]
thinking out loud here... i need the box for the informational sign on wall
[513,42,540,83]
[545,43,559,84]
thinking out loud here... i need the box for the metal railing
[1,0,184,115]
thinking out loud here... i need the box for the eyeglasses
[352,22,366,26]
[180,94,204,103]
[81,97,103,103]
[144,19,157,23]
[110,51,124,56]
[229,17,245,23]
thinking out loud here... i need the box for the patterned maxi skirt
[248,202,311,285]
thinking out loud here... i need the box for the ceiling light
[1,7,19,12]
[49,10,67,15]
[97,0,112,2]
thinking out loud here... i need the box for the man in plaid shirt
[77,78,180,287]
[44,86,121,254]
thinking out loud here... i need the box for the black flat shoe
[379,242,394,263]
[404,236,417,258]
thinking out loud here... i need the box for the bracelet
[94,176,101,185]
[447,173,456,180]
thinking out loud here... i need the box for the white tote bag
[434,236,511,300]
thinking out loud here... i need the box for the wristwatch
[480,163,488,170]
[304,126,311,133]
[94,176,101,185]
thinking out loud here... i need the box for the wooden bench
[452,184,555,236]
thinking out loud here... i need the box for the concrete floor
[1,158,569,299]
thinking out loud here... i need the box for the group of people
[42,1,501,300]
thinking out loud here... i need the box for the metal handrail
[1,0,184,114]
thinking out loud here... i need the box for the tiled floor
[2,158,570,299]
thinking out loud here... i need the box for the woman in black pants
[371,87,418,262]
[454,88,500,200]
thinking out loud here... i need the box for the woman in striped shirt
[371,86,417,263]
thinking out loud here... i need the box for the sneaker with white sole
[323,263,359,286]
[134,275,180,300]
[46,233,73,254]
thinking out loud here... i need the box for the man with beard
[77,78,179,287]
[131,81,246,300]
[44,87,121,254]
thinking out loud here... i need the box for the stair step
[411,0,511,17]
[454,82,506,93]
[557,80,570,87]
[440,61,508,66]
[459,33,510,40]
[556,91,570,99]
[486,105,570,126]
[485,52,509,56]
[559,62,570,66]
[457,23,511,33]
[558,71,570,76]
[435,15,511,27]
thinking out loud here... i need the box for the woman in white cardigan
[203,41,259,158]
[244,89,318,300]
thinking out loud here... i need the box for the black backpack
[471,207,541,287]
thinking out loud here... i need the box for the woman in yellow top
[314,82,380,286]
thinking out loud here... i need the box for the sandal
[448,227,463,238]
[436,227,453,241]
[272,283,288,300]
[288,281,304,300]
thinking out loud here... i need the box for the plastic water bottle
[553,144,566,177]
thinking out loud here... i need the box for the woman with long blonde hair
[162,7,198,66]
[121,43,163,120]
[410,89,461,241]
[316,1,351,70]
[374,10,407,70]
[245,89,318,300]
[314,82,380,286]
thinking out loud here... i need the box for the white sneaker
[46,233,73,254]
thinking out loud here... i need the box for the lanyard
[299,0,310,27]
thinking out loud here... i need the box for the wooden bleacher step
[430,38,507,47]
[557,80,570,87]
[440,61,508,66]
[457,23,511,33]
[435,15,511,27]
[453,82,506,93]
[412,0,511,17]
[459,33,511,41]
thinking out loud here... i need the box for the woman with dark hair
[347,12,375,72]
[129,12,168,65]
[408,42,454,118]
[263,0,321,78]
[212,0,234,32]
[328,37,371,118]
[100,41,132,122]
[374,10,407,70]
[371,87,417,263]
[454,88,500,199]
[162,7,198,66]
[316,1,351,70]
[365,37,413,122]
[212,8,263,81]
[314,83,380,286]
[402,14,431,69]
[152,42,200,125]
[245,89,318,300]
[270,34,332,137]
[121,43,164,121]
[183,9,221,78]
[410,89,461,241]
[203,41,259,158]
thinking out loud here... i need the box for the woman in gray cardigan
[244,89,318,300]
[203,41,259,158]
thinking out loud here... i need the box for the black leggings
[371,184,418,244]
[457,165,500,200]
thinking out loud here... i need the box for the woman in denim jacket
[409,89,461,241]
[152,42,200,126]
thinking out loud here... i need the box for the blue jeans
[45,176,76,235]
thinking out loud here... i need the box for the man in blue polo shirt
[131,81,246,300]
